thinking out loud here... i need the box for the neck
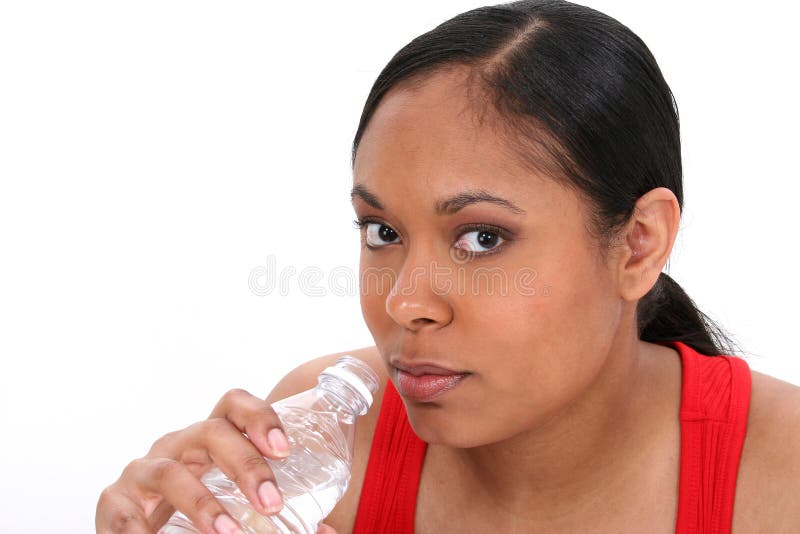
[439,333,681,527]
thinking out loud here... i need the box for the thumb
[316,524,338,534]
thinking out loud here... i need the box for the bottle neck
[316,375,369,424]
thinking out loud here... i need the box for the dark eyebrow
[350,183,385,210]
[435,189,526,215]
[351,183,525,215]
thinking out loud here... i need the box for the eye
[353,218,400,248]
[352,218,510,257]
[454,224,506,254]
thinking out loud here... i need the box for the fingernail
[258,480,284,514]
[214,513,243,534]
[267,427,290,457]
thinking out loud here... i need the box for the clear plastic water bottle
[159,355,379,534]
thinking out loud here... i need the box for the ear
[615,187,681,302]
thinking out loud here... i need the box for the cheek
[358,261,397,339]
[359,282,383,334]
[448,257,620,428]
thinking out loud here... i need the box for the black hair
[350,0,741,357]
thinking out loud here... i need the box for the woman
[96,1,800,532]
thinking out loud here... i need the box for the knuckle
[184,419,206,436]
[230,453,270,487]
[121,457,147,479]
[150,430,178,453]
[241,452,268,471]
[110,510,140,532]
[192,491,220,515]
[97,485,114,506]
[151,458,182,485]
[220,387,251,407]
[203,417,232,439]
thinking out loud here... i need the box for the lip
[391,361,465,377]
[395,368,470,402]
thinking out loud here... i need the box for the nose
[384,255,453,331]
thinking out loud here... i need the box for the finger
[126,457,242,534]
[96,486,154,534]
[147,499,176,533]
[147,429,193,459]
[187,417,284,516]
[316,524,339,534]
[209,388,291,460]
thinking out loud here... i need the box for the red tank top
[352,340,752,533]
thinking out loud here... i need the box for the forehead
[353,67,547,199]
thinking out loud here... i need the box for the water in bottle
[159,355,379,534]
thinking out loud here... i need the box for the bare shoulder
[266,345,389,533]
[733,369,800,533]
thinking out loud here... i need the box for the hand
[96,388,292,534]
[316,524,338,534]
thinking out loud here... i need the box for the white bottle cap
[320,365,374,409]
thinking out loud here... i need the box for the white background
[1,1,797,532]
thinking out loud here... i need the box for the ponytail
[637,272,742,357]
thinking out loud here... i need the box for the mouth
[393,366,471,402]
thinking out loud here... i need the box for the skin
[351,66,686,531]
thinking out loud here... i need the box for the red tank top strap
[353,379,427,534]
[665,340,752,534]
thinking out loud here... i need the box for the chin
[404,408,490,448]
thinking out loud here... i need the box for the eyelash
[352,216,511,258]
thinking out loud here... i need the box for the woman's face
[352,68,627,447]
